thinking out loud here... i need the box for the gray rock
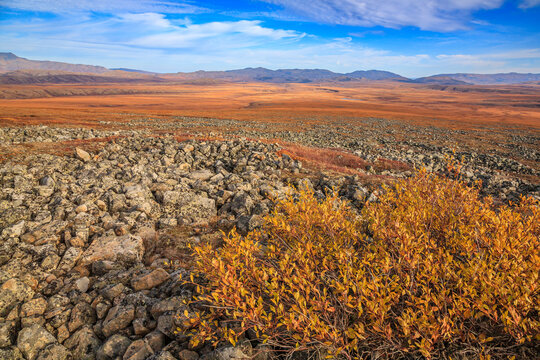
[75,276,90,293]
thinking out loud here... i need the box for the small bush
[186,170,539,359]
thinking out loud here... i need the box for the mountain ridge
[1,52,539,85]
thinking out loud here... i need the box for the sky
[1,0,539,77]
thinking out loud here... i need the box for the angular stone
[178,349,200,360]
[145,330,166,353]
[68,302,96,333]
[0,321,15,347]
[21,298,47,317]
[131,268,169,291]
[17,324,56,360]
[75,277,90,293]
[101,283,125,301]
[150,297,184,319]
[64,326,102,360]
[189,169,214,181]
[75,148,91,162]
[58,247,83,272]
[0,347,23,359]
[97,334,131,360]
[2,220,26,238]
[36,344,70,360]
[0,278,35,316]
[79,234,144,267]
[102,305,135,337]
[123,339,154,360]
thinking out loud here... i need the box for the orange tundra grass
[183,169,539,359]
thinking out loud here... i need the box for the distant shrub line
[183,169,539,359]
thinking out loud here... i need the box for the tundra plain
[0,79,539,359]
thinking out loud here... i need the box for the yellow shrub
[187,170,539,359]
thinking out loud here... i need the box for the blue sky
[1,0,539,77]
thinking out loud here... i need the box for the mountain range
[2,52,540,85]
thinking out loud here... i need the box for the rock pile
[0,135,350,359]
[0,124,537,359]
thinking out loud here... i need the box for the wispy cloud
[130,19,304,49]
[260,0,506,31]
[0,0,204,14]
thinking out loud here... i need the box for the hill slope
[0,52,108,74]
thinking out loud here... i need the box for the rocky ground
[0,121,538,360]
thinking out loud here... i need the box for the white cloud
[0,0,203,14]
[118,13,173,29]
[128,19,304,49]
[260,0,505,31]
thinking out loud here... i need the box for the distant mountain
[0,52,108,74]
[0,70,160,84]
[175,67,406,83]
[346,70,408,81]
[413,72,540,85]
[111,68,155,74]
[411,76,472,85]
[2,52,540,85]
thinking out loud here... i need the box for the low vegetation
[186,169,539,359]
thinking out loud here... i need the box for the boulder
[79,234,144,267]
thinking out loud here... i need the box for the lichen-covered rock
[0,278,34,317]
[17,324,57,360]
[131,268,169,291]
[97,334,131,360]
[79,234,144,267]
[101,305,135,337]
[64,326,102,360]
[0,321,15,347]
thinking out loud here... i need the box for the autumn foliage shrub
[186,170,539,359]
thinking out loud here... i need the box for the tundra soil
[0,81,539,359]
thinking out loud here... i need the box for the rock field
[0,120,538,359]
